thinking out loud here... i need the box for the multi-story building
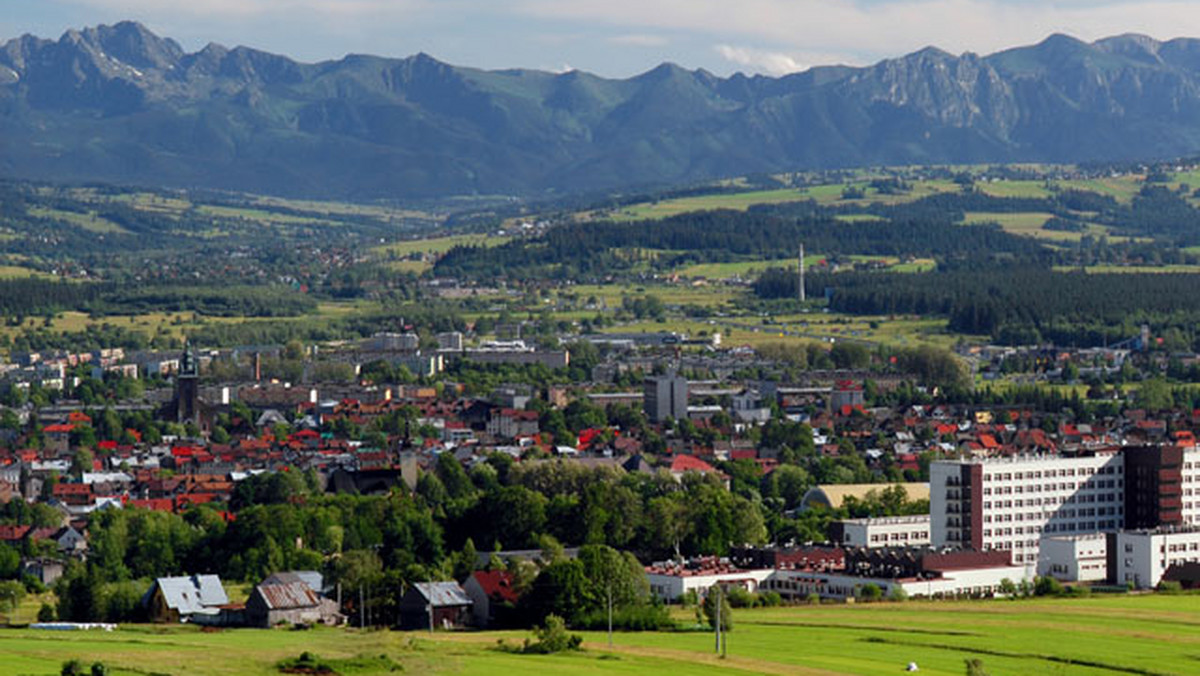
[644,373,688,423]
[1109,526,1200,588]
[931,452,1126,565]
[932,446,1200,566]
[831,515,931,549]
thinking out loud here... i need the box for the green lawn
[3,595,1197,676]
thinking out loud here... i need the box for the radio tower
[797,243,806,302]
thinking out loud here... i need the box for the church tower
[176,342,199,426]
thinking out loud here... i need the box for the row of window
[983,481,1121,495]
[984,466,1120,482]
[983,507,1122,523]
[867,531,929,542]
[983,494,1118,509]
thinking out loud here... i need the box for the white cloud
[715,45,806,75]
[517,0,1200,66]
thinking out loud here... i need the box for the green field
[373,234,512,258]
[27,207,130,234]
[3,595,1197,675]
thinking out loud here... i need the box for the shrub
[90,663,108,676]
[523,615,583,654]
[724,587,756,608]
[1156,580,1183,594]
[38,603,56,622]
[1034,576,1064,597]
[857,583,883,602]
[276,652,335,674]
[758,591,784,607]
[61,661,85,676]
[965,657,990,676]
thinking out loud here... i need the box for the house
[262,570,323,594]
[41,525,87,556]
[21,558,64,586]
[244,580,342,628]
[142,574,229,623]
[397,581,473,630]
[462,570,520,628]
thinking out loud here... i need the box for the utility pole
[607,583,614,648]
[359,586,365,628]
[714,586,722,655]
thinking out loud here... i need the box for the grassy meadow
[3,595,1196,676]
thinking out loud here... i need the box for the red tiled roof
[0,524,31,541]
[670,454,717,474]
[471,570,519,604]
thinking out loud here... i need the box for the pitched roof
[470,570,519,605]
[413,581,472,607]
[262,570,323,593]
[149,575,228,615]
[254,581,320,610]
[670,454,717,474]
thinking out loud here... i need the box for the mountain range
[4,22,1200,200]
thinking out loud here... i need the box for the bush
[61,661,85,676]
[857,583,883,602]
[38,603,56,622]
[888,586,908,602]
[522,615,583,654]
[724,587,756,608]
[1156,580,1183,594]
[1034,576,1064,597]
[276,652,335,674]
[758,591,784,607]
[90,663,108,676]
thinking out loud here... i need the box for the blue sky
[3,0,1200,76]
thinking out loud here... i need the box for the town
[0,319,1194,638]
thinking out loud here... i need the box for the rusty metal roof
[256,581,319,610]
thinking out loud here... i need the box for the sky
[4,0,1200,77]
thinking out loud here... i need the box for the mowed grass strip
[1,596,1197,676]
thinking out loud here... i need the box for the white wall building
[644,563,774,602]
[835,515,931,549]
[931,453,1126,565]
[1111,527,1200,589]
[764,564,1032,601]
[1038,533,1107,582]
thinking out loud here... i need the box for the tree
[0,579,25,614]
[701,586,732,631]
[524,559,590,624]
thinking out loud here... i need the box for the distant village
[1,325,1198,630]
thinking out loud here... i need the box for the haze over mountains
[4,22,1200,200]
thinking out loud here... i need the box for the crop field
[2,595,1196,676]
